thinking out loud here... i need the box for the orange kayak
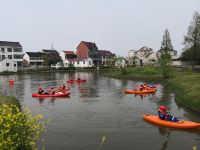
[124,88,157,94]
[143,115,200,129]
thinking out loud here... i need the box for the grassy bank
[167,70,200,112]
[0,95,20,108]
[102,66,163,81]
[102,66,200,112]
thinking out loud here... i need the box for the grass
[102,66,200,112]
[0,95,20,108]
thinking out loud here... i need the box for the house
[23,52,44,67]
[71,57,93,68]
[98,50,115,66]
[42,49,61,66]
[60,50,77,67]
[115,58,127,68]
[157,49,178,60]
[76,41,100,66]
[128,50,136,58]
[131,47,157,65]
[0,41,23,68]
[0,58,17,72]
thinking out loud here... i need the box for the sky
[0,0,199,56]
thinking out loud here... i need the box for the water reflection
[158,127,171,150]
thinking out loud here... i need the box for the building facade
[0,41,23,68]
[23,52,44,67]
[76,41,100,66]
[71,57,93,68]
[0,58,17,72]
[60,51,77,67]
[98,50,115,66]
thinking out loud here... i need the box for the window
[8,55,12,59]
[89,61,91,65]
[2,55,5,59]
[1,48,5,53]
[6,63,9,67]
[14,54,23,59]
[77,61,79,64]
[83,61,85,64]
[14,64,16,67]
[13,48,22,52]
[7,48,12,52]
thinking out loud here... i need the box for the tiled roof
[42,49,59,54]
[63,51,75,55]
[26,52,44,57]
[98,50,114,56]
[0,41,22,47]
[81,41,98,50]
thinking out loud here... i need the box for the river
[0,72,200,150]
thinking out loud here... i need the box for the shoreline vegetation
[102,66,200,113]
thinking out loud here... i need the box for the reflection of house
[0,41,23,67]
[157,49,178,60]
[60,51,77,67]
[98,50,115,66]
[23,52,44,67]
[0,58,17,72]
[76,41,100,66]
[71,57,93,68]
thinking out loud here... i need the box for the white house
[0,41,24,68]
[130,47,157,65]
[23,52,44,67]
[0,58,17,72]
[60,50,77,67]
[128,50,136,58]
[115,58,127,68]
[71,58,93,68]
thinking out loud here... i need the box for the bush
[0,104,46,150]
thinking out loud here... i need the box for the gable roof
[42,49,59,54]
[136,47,153,53]
[26,52,44,57]
[0,41,22,47]
[78,41,98,50]
[63,51,75,55]
[98,50,115,56]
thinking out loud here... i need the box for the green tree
[183,11,200,66]
[158,53,172,79]
[160,29,174,54]
[158,29,173,79]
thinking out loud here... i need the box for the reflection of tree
[158,127,171,150]
[157,85,172,111]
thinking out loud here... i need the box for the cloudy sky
[0,0,199,56]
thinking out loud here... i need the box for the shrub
[0,104,46,150]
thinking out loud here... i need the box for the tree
[158,53,172,79]
[160,29,174,54]
[158,29,173,79]
[183,11,200,66]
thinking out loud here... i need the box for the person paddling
[158,105,180,122]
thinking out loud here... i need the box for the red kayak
[67,79,86,83]
[32,92,70,98]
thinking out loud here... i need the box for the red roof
[63,51,75,55]
[78,41,98,50]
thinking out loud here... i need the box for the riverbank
[102,66,200,112]
[0,94,20,107]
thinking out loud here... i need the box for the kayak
[143,115,200,129]
[67,79,86,83]
[48,88,70,92]
[32,92,70,98]
[124,88,157,94]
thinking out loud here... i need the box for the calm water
[0,72,200,150]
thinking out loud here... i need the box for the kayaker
[38,88,44,95]
[77,77,81,81]
[158,105,179,122]
[60,84,66,90]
